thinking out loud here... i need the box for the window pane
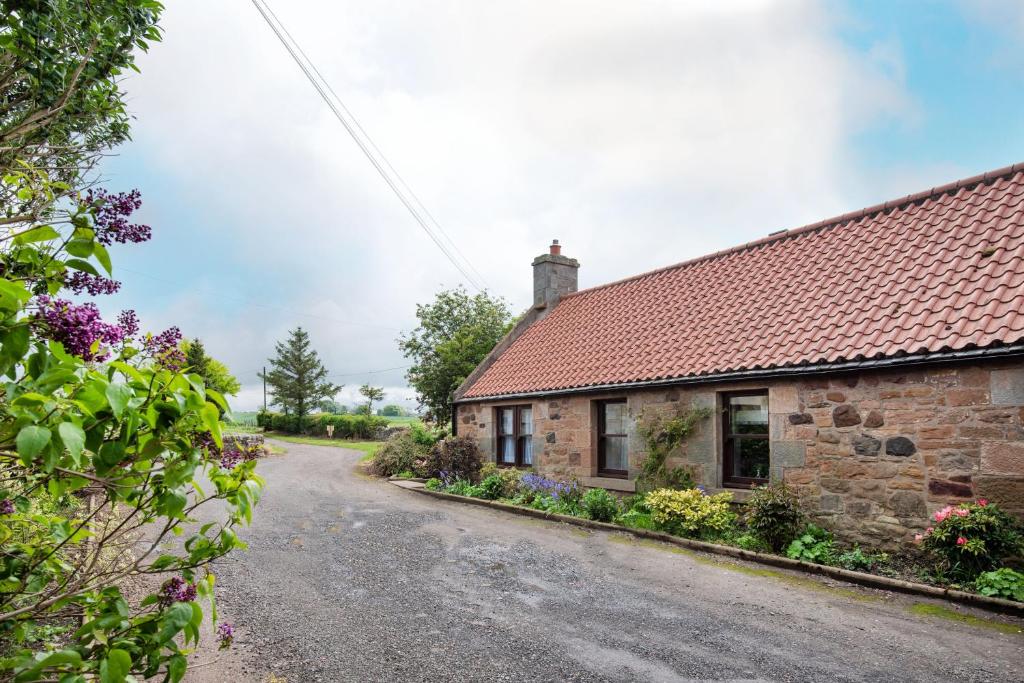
[500,436,516,463]
[603,402,626,434]
[729,394,768,435]
[499,408,514,436]
[602,435,628,471]
[519,407,533,435]
[728,437,770,480]
[521,435,533,465]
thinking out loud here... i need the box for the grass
[384,416,421,426]
[908,603,1023,634]
[265,433,383,455]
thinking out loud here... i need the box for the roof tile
[463,164,1024,399]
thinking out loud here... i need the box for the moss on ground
[908,603,1022,635]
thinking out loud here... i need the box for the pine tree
[259,327,340,421]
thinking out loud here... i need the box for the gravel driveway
[186,440,1023,682]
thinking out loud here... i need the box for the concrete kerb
[392,481,1024,617]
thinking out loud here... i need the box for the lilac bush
[34,296,129,361]
[84,188,152,245]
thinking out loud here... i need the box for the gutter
[455,344,1024,404]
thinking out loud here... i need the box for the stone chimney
[532,239,579,310]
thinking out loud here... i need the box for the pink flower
[977,499,988,506]
[953,507,969,518]
[914,533,923,542]
[926,527,934,534]
[934,505,954,522]
[956,536,967,546]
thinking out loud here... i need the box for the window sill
[711,486,755,503]
[582,476,635,493]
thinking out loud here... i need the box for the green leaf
[99,648,131,683]
[13,649,82,682]
[93,242,112,275]
[65,238,94,257]
[58,422,86,466]
[201,401,222,448]
[13,224,60,244]
[64,258,100,276]
[0,278,31,312]
[16,425,51,464]
[159,601,193,643]
[105,382,133,419]
[166,654,187,683]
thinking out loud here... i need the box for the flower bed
[424,468,1024,604]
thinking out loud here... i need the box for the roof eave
[454,344,1024,404]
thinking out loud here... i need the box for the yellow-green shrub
[645,488,736,539]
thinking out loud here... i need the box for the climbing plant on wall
[636,405,713,493]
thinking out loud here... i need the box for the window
[496,405,533,467]
[722,391,770,487]
[597,399,628,477]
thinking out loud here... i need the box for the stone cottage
[452,163,1024,545]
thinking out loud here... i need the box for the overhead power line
[250,0,489,292]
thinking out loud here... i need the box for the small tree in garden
[744,483,805,552]
[260,327,340,426]
[399,287,513,425]
[917,500,1024,581]
[183,338,241,396]
[359,384,385,416]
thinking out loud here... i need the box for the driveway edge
[398,482,1024,616]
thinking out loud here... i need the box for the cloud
[104,0,918,410]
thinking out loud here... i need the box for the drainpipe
[450,402,457,436]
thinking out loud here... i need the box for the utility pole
[262,366,267,412]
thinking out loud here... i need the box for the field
[264,434,384,455]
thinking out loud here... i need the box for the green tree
[318,398,346,414]
[182,338,241,396]
[399,287,513,424]
[380,404,406,417]
[0,3,263,679]
[260,327,340,422]
[359,384,385,416]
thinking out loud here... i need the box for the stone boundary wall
[456,360,1024,547]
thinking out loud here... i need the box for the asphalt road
[187,440,1024,682]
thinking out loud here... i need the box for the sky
[94,0,1024,412]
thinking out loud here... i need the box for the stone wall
[455,359,1024,547]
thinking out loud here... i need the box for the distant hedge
[257,411,389,439]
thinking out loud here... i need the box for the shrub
[478,474,506,500]
[306,413,389,439]
[786,525,836,564]
[745,482,804,552]
[581,488,620,522]
[835,547,887,573]
[518,473,583,514]
[645,488,736,539]
[424,435,484,481]
[447,478,484,498]
[425,478,442,491]
[369,430,431,477]
[617,509,656,530]
[918,500,1024,580]
[974,568,1024,601]
[733,532,770,552]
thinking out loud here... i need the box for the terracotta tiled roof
[462,163,1024,399]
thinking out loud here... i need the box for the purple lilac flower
[65,272,121,296]
[35,296,126,361]
[117,310,140,339]
[216,622,235,649]
[158,577,197,606]
[0,499,14,515]
[84,189,152,245]
[144,326,185,371]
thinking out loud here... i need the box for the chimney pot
[550,239,561,255]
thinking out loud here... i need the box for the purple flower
[84,189,152,245]
[64,271,121,296]
[117,310,140,339]
[34,296,126,361]
[158,577,197,606]
[217,622,235,649]
[144,326,185,371]
[0,499,14,515]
